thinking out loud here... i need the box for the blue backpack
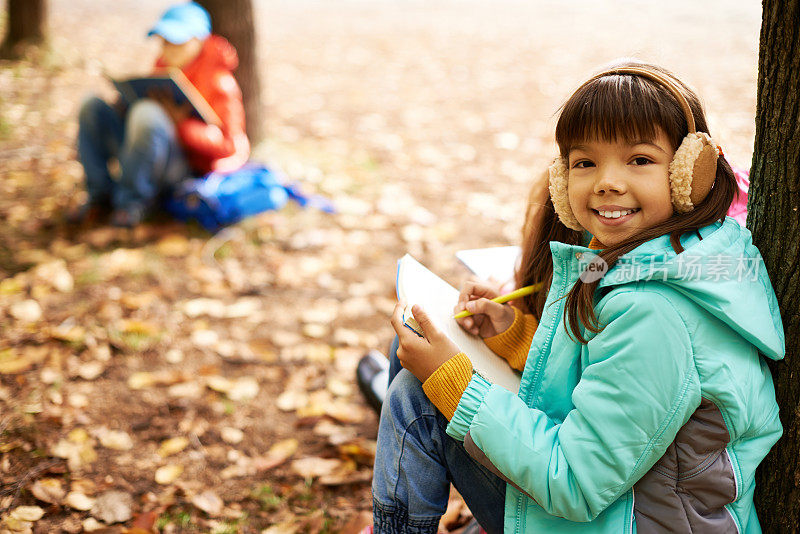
[164,164,334,232]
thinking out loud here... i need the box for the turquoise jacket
[447,218,784,533]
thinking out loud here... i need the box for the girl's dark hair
[515,61,737,342]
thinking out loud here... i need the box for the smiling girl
[371,62,785,533]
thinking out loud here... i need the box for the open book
[396,254,521,393]
[109,68,222,126]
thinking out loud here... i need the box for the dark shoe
[357,350,390,414]
[66,201,111,225]
[110,205,146,228]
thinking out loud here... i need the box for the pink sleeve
[726,166,750,225]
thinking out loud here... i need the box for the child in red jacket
[73,1,249,227]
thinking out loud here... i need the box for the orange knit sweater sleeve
[482,307,538,371]
[421,308,537,420]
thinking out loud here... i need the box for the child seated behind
[373,61,784,533]
[71,1,249,227]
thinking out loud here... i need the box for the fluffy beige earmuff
[548,66,719,232]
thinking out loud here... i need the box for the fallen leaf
[340,511,373,534]
[191,329,219,347]
[168,381,203,399]
[127,510,158,532]
[155,464,183,485]
[253,438,299,471]
[0,276,25,295]
[206,375,233,393]
[70,478,96,494]
[326,377,352,397]
[157,437,189,458]
[34,260,74,292]
[65,491,95,511]
[9,299,42,323]
[77,361,105,381]
[324,400,368,424]
[118,292,155,310]
[91,490,133,524]
[276,390,309,412]
[181,298,227,318]
[98,429,134,451]
[9,506,44,522]
[67,393,89,408]
[227,377,259,401]
[52,434,97,471]
[119,319,160,336]
[261,520,299,534]
[332,328,362,347]
[318,468,372,486]
[271,331,303,348]
[68,428,90,443]
[220,427,244,444]
[290,457,343,479]
[2,515,33,534]
[156,234,191,257]
[191,490,223,517]
[225,297,261,318]
[165,348,184,363]
[50,324,87,345]
[312,420,357,446]
[29,478,66,504]
[302,323,329,339]
[0,349,33,374]
[127,371,156,390]
[338,439,377,465]
[82,517,104,532]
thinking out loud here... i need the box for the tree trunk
[1,0,47,59]
[750,1,800,531]
[197,0,265,144]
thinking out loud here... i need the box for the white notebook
[456,245,521,284]
[396,254,521,393]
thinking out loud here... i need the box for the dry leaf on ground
[191,490,224,517]
[252,438,299,471]
[90,490,133,524]
[65,491,95,511]
[29,478,65,504]
[154,464,183,485]
[290,457,343,479]
[157,436,189,458]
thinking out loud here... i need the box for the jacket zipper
[724,449,741,533]
[628,488,635,534]
[515,254,571,533]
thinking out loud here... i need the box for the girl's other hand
[390,302,460,383]
[455,280,515,338]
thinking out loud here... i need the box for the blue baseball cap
[147,2,211,44]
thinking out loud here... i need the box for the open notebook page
[396,254,521,393]
[455,245,521,284]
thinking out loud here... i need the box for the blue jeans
[77,96,188,212]
[372,368,506,534]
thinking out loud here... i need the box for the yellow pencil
[453,283,543,320]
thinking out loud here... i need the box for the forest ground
[0,1,761,532]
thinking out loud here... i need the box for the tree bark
[751,1,800,531]
[1,0,47,59]
[196,0,265,144]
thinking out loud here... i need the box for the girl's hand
[390,302,461,383]
[454,280,515,338]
